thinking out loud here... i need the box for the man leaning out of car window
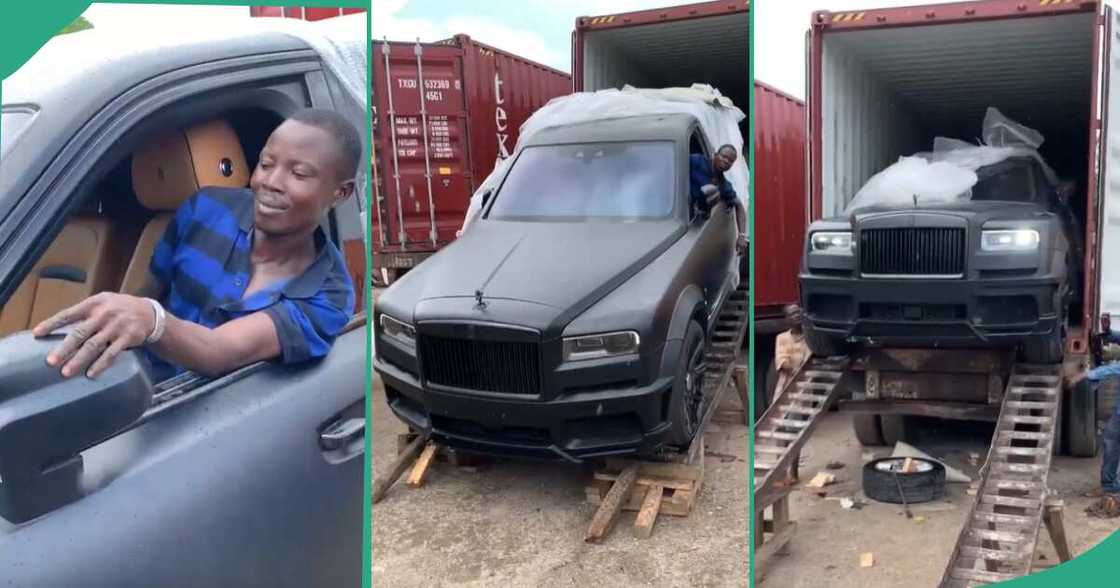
[33,108,359,380]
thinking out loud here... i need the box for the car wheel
[880,414,910,446]
[1020,329,1063,364]
[863,457,946,504]
[753,346,778,422]
[668,320,706,446]
[852,413,886,446]
[1066,377,1099,457]
[804,323,845,357]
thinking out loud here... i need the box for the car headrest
[131,119,250,211]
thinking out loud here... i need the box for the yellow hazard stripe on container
[589,15,617,25]
[831,12,866,22]
[438,167,452,175]
[1040,0,1074,5]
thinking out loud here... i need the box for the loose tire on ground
[852,414,886,446]
[862,457,946,504]
[668,320,706,446]
[1066,378,1099,457]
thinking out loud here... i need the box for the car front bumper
[372,353,675,463]
[799,272,1061,346]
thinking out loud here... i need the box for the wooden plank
[754,521,798,581]
[406,441,439,488]
[371,435,428,504]
[1004,416,1053,426]
[1043,502,1072,563]
[602,459,704,483]
[592,472,694,491]
[633,484,664,539]
[585,463,640,543]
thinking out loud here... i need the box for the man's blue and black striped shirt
[147,187,354,377]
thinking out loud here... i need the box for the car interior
[0,108,283,346]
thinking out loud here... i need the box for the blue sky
[372,0,688,73]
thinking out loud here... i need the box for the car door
[686,127,737,322]
[0,47,365,587]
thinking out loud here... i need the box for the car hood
[380,218,684,331]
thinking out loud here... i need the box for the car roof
[2,21,336,107]
[525,112,698,146]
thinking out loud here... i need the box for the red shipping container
[372,35,570,278]
[753,81,806,322]
[249,6,365,21]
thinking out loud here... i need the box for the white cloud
[757,0,947,100]
[444,17,566,70]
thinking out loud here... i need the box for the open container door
[1096,5,1120,332]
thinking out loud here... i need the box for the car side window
[689,129,711,222]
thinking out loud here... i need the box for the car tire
[863,457,946,504]
[852,414,886,446]
[668,320,707,446]
[1066,378,1099,457]
[804,323,845,357]
[880,414,910,446]
[1020,329,1064,364]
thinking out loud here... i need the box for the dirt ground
[757,411,1120,587]
[370,374,750,588]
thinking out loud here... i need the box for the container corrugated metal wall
[372,36,571,271]
[754,82,806,318]
[249,6,365,21]
[574,1,750,118]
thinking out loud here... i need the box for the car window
[1,107,36,160]
[970,158,1043,204]
[487,141,675,221]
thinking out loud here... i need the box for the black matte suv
[799,156,1077,363]
[374,113,742,461]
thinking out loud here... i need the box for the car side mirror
[701,184,721,208]
[0,331,153,523]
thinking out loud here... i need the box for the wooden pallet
[584,438,705,542]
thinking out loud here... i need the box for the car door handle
[319,417,365,451]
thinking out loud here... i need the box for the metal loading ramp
[753,356,851,574]
[939,363,1065,587]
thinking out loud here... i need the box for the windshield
[970,158,1047,205]
[486,141,675,221]
[1,108,36,159]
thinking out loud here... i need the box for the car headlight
[810,231,853,255]
[562,331,640,362]
[981,229,1039,252]
[379,314,415,347]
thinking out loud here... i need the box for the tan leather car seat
[0,216,116,337]
[120,119,250,295]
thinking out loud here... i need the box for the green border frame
[0,2,373,588]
